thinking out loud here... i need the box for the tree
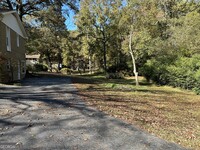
[120,0,155,85]
[169,11,200,56]
[75,0,96,73]
[76,0,123,72]
[25,3,67,71]
[0,0,13,10]
[0,0,79,20]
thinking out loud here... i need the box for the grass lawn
[71,74,200,150]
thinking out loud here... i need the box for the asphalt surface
[0,76,186,150]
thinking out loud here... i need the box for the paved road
[0,76,186,150]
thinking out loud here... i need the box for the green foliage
[107,63,130,73]
[192,87,200,95]
[33,64,48,72]
[10,0,200,93]
[141,58,169,85]
[75,0,124,71]
[60,68,72,75]
[26,65,34,72]
[169,11,200,56]
[25,4,68,72]
[106,63,130,79]
[167,55,200,90]
[0,0,79,20]
[142,55,200,94]
[106,72,124,79]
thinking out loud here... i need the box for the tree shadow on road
[0,74,185,149]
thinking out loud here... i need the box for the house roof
[26,54,40,59]
[0,10,27,38]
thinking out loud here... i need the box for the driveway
[0,76,186,150]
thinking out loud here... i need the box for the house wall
[0,22,26,83]
[26,59,39,66]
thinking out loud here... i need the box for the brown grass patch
[71,75,200,150]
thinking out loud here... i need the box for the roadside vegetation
[2,0,200,94]
[71,74,200,150]
[1,1,200,149]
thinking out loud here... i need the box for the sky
[63,5,78,31]
[65,10,77,31]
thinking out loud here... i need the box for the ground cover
[71,74,200,149]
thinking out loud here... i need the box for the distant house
[26,54,40,66]
[0,10,27,83]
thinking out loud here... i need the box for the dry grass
[71,74,200,150]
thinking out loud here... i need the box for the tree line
[1,0,200,93]
[75,0,200,94]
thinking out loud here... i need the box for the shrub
[107,63,129,73]
[193,87,200,95]
[26,65,34,72]
[60,68,72,75]
[106,72,124,79]
[106,63,130,79]
[33,64,48,72]
[141,58,169,85]
[193,70,200,93]
[167,55,200,90]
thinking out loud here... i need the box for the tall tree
[0,0,79,20]
[121,0,160,85]
[76,0,123,72]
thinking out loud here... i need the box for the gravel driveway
[0,76,186,150]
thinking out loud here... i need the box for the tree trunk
[87,30,92,74]
[16,0,24,21]
[103,40,107,72]
[130,52,139,86]
[89,54,92,74]
[57,48,62,71]
[83,59,86,73]
[129,29,139,86]
[6,0,13,10]
[46,49,52,72]
[101,27,107,72]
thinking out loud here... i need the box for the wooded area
[1,0,200,93]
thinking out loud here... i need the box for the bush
[106,64,129,79]
[60,68,72,75]
[167,55,200,90]
[26,65,34,72]
[106,63,130,79]
[107,63,129,73]
[141,58,169,85]
[193,87,200,95]
[33,64,48,72]
[142,55,200,94]
[106,72,124,79]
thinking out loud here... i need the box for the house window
[21,61,26,74]
[17,33,20,47]
[6,26,11,51]
[6,60,11,71]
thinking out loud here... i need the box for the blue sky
[65,10,77,31]
[62,4,78,31]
